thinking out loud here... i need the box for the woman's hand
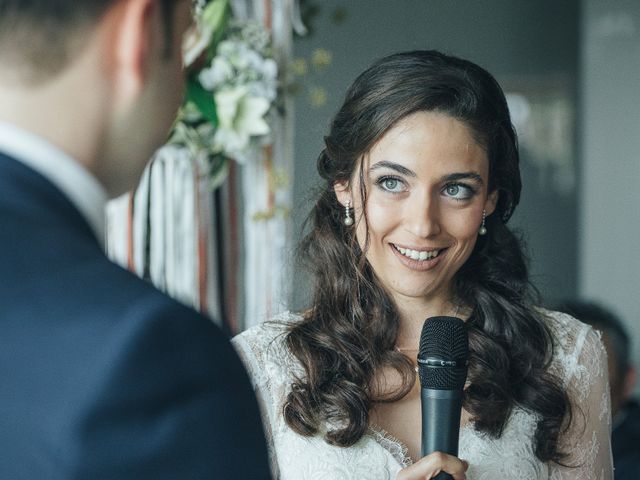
[396,451,468,480]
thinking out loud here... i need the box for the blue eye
[377,176,406,193]
[444,183,475,200]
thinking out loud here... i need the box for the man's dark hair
[0,0,176,84]
[558,300,631,378]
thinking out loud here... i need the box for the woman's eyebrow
[369,162,484,185]
[440,172,484,184]
[369,160,416,177]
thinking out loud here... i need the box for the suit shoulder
[69,255,234,378]
[93,254,213,326]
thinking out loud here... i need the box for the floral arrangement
[173,0,278,186]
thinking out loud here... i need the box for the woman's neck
[393,294,462,351]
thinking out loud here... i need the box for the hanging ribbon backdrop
[106,0,301,333]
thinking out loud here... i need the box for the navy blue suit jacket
[0,152,270,479]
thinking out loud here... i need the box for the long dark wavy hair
[284,50,571,463]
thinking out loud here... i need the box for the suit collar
[0,151,101,248]
[0,122,107,246]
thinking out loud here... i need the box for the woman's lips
[390,243,446,271]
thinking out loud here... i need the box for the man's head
[0,0,193,196]
[0,0,176,85]
[558,301,636,417]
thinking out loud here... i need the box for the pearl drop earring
[479,209,487,235]
[344,200,354,226]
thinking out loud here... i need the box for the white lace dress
[232,310,613,479]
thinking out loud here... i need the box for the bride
[233,50,613,479]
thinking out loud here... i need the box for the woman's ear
[484,190,499,216]
[333,181,352,207]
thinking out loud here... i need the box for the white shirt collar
[0,121,108,246]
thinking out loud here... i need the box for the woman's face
[336,111,497,308]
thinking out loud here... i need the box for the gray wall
[580,0,640,381]
[291,0,580,309]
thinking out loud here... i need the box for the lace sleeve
[549,327,614,479]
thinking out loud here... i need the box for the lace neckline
[367,424,413,467]
[368,422,473,468]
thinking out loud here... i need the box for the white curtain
[106,0,298,332]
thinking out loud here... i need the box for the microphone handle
[421,388,463,480]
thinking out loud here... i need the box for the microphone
[417,316,469,480]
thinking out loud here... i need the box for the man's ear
[103,0,157,104]
[484,190,499,216]
[333,181,352,207]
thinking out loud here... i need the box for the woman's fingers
[396,452,469,480]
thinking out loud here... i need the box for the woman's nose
[404,193,441,238]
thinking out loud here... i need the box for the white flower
[217,40,236,58]
[173,13,278,170]
[261,58,278,80]
[244,49,265,71]
[247,80,277,102]
[229,44,253,71]
[199,56,234,90]
[214,86,270,161]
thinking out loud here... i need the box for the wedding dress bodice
[232,310,613,479]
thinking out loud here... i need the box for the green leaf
[212,5,231,43]
[186,77,218,126]
[202,0,230,39]
[206,1,231,60]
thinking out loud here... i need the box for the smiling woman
[232,50,613,480]
[334,111,497,309]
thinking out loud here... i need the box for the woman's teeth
[393,245,440,261]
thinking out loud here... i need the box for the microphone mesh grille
[417,316,469,390]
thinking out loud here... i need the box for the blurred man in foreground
[0,0,270,478]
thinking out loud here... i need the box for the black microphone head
[417,316,469,390]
